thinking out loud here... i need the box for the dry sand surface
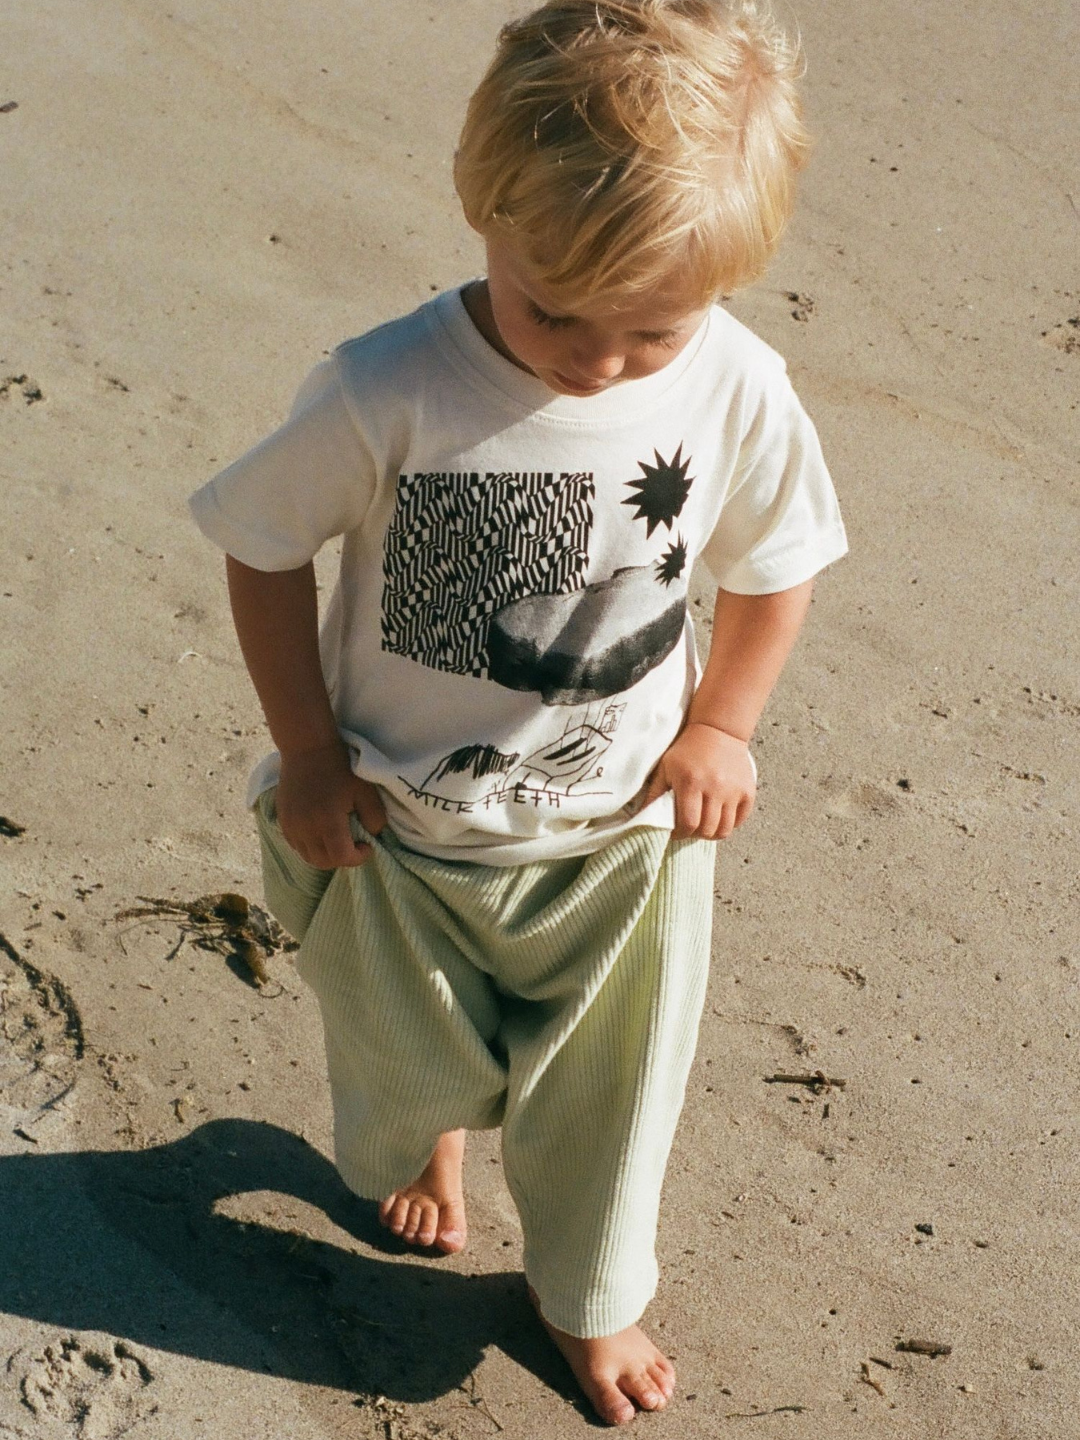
[2,1,1078,1436]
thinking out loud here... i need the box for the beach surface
[1,1,1077,1436]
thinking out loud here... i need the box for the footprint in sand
[785,290,816,321]
[1040,316,1079,355]
[13,1336,156,1440]
[0,374,44,404]
[821,779,906,821]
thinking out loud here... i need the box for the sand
[1,0,1077,1435]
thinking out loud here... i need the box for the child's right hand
[275,741,387,869]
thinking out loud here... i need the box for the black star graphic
[655,534,687,587]
[622,444,694,536]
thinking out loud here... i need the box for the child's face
[472,236,710,398]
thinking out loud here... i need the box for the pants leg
[255,790,508,1196]
[497,833,716,1338]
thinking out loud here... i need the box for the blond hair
[454,0,810,309]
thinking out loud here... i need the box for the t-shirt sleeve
[188,356,378,571]
[699,372,848,593]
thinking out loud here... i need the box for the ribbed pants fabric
[255,789,715,1338]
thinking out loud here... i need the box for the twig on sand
[454,1370,504,1431]
[11,1079,79,1145]
[764,1070,847,1092]
[725,1404,809,1419]
[860,1362,887,1398]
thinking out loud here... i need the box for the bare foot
[378,1129,467,1253]
[528,1285,675,1426]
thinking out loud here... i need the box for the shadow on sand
[0,1117,577,1409]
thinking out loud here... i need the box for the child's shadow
[0,1118,572,1407]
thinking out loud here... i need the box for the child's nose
[571,344,625,381]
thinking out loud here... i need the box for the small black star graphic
[655,534,688,587]
[622,444,694,536]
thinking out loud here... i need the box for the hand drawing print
[399,704,627,813]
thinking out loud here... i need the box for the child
[190,0,847,1424]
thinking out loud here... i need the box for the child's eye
[640,331,680,350]
[528,300,573,329]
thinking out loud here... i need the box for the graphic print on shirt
[655,534,687,587]
[381,447,694,706]
[621,444,694,536]
[487,563,686,704]
[381,470,594,678]
[399,703,626,814]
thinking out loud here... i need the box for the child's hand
[275,742,388,868]
[640,722,756,841]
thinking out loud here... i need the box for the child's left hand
[640,722,756,840]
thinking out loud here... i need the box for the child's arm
[226,554,387,867]
[641,579,814,840]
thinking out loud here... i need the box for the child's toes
[648,1360,675,1400]
[622,1365,673,1411]
[401,1199,430,1244]
[626,1368,665,1411]
[435,1199,467,1253]
[413,1201,440,1247]
[379,1193,410,1235]
[591,1377,635,1426]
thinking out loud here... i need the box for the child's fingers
[352,786,388,836]
[336,839,374,868]
[333,832,375,867]
[677,784,752,838]
[641,765,669,808]
[279,820,327,869]
[314,816,374,868]
[282,806,375,867]
[696,792,725,839]
[673,786,703,839]
[716,801,740,839]
[734,791,756,829]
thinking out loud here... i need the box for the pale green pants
[255,789,715,1337]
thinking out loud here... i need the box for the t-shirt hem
[376,816,676,866]
[245,759,679,866]
[710,526,849,594]
[188,487,312,572]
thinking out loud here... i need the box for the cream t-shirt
[190,285,847,863]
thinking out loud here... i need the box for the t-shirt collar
[430,282,712,421]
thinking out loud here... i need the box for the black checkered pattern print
[381,470,594,677]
